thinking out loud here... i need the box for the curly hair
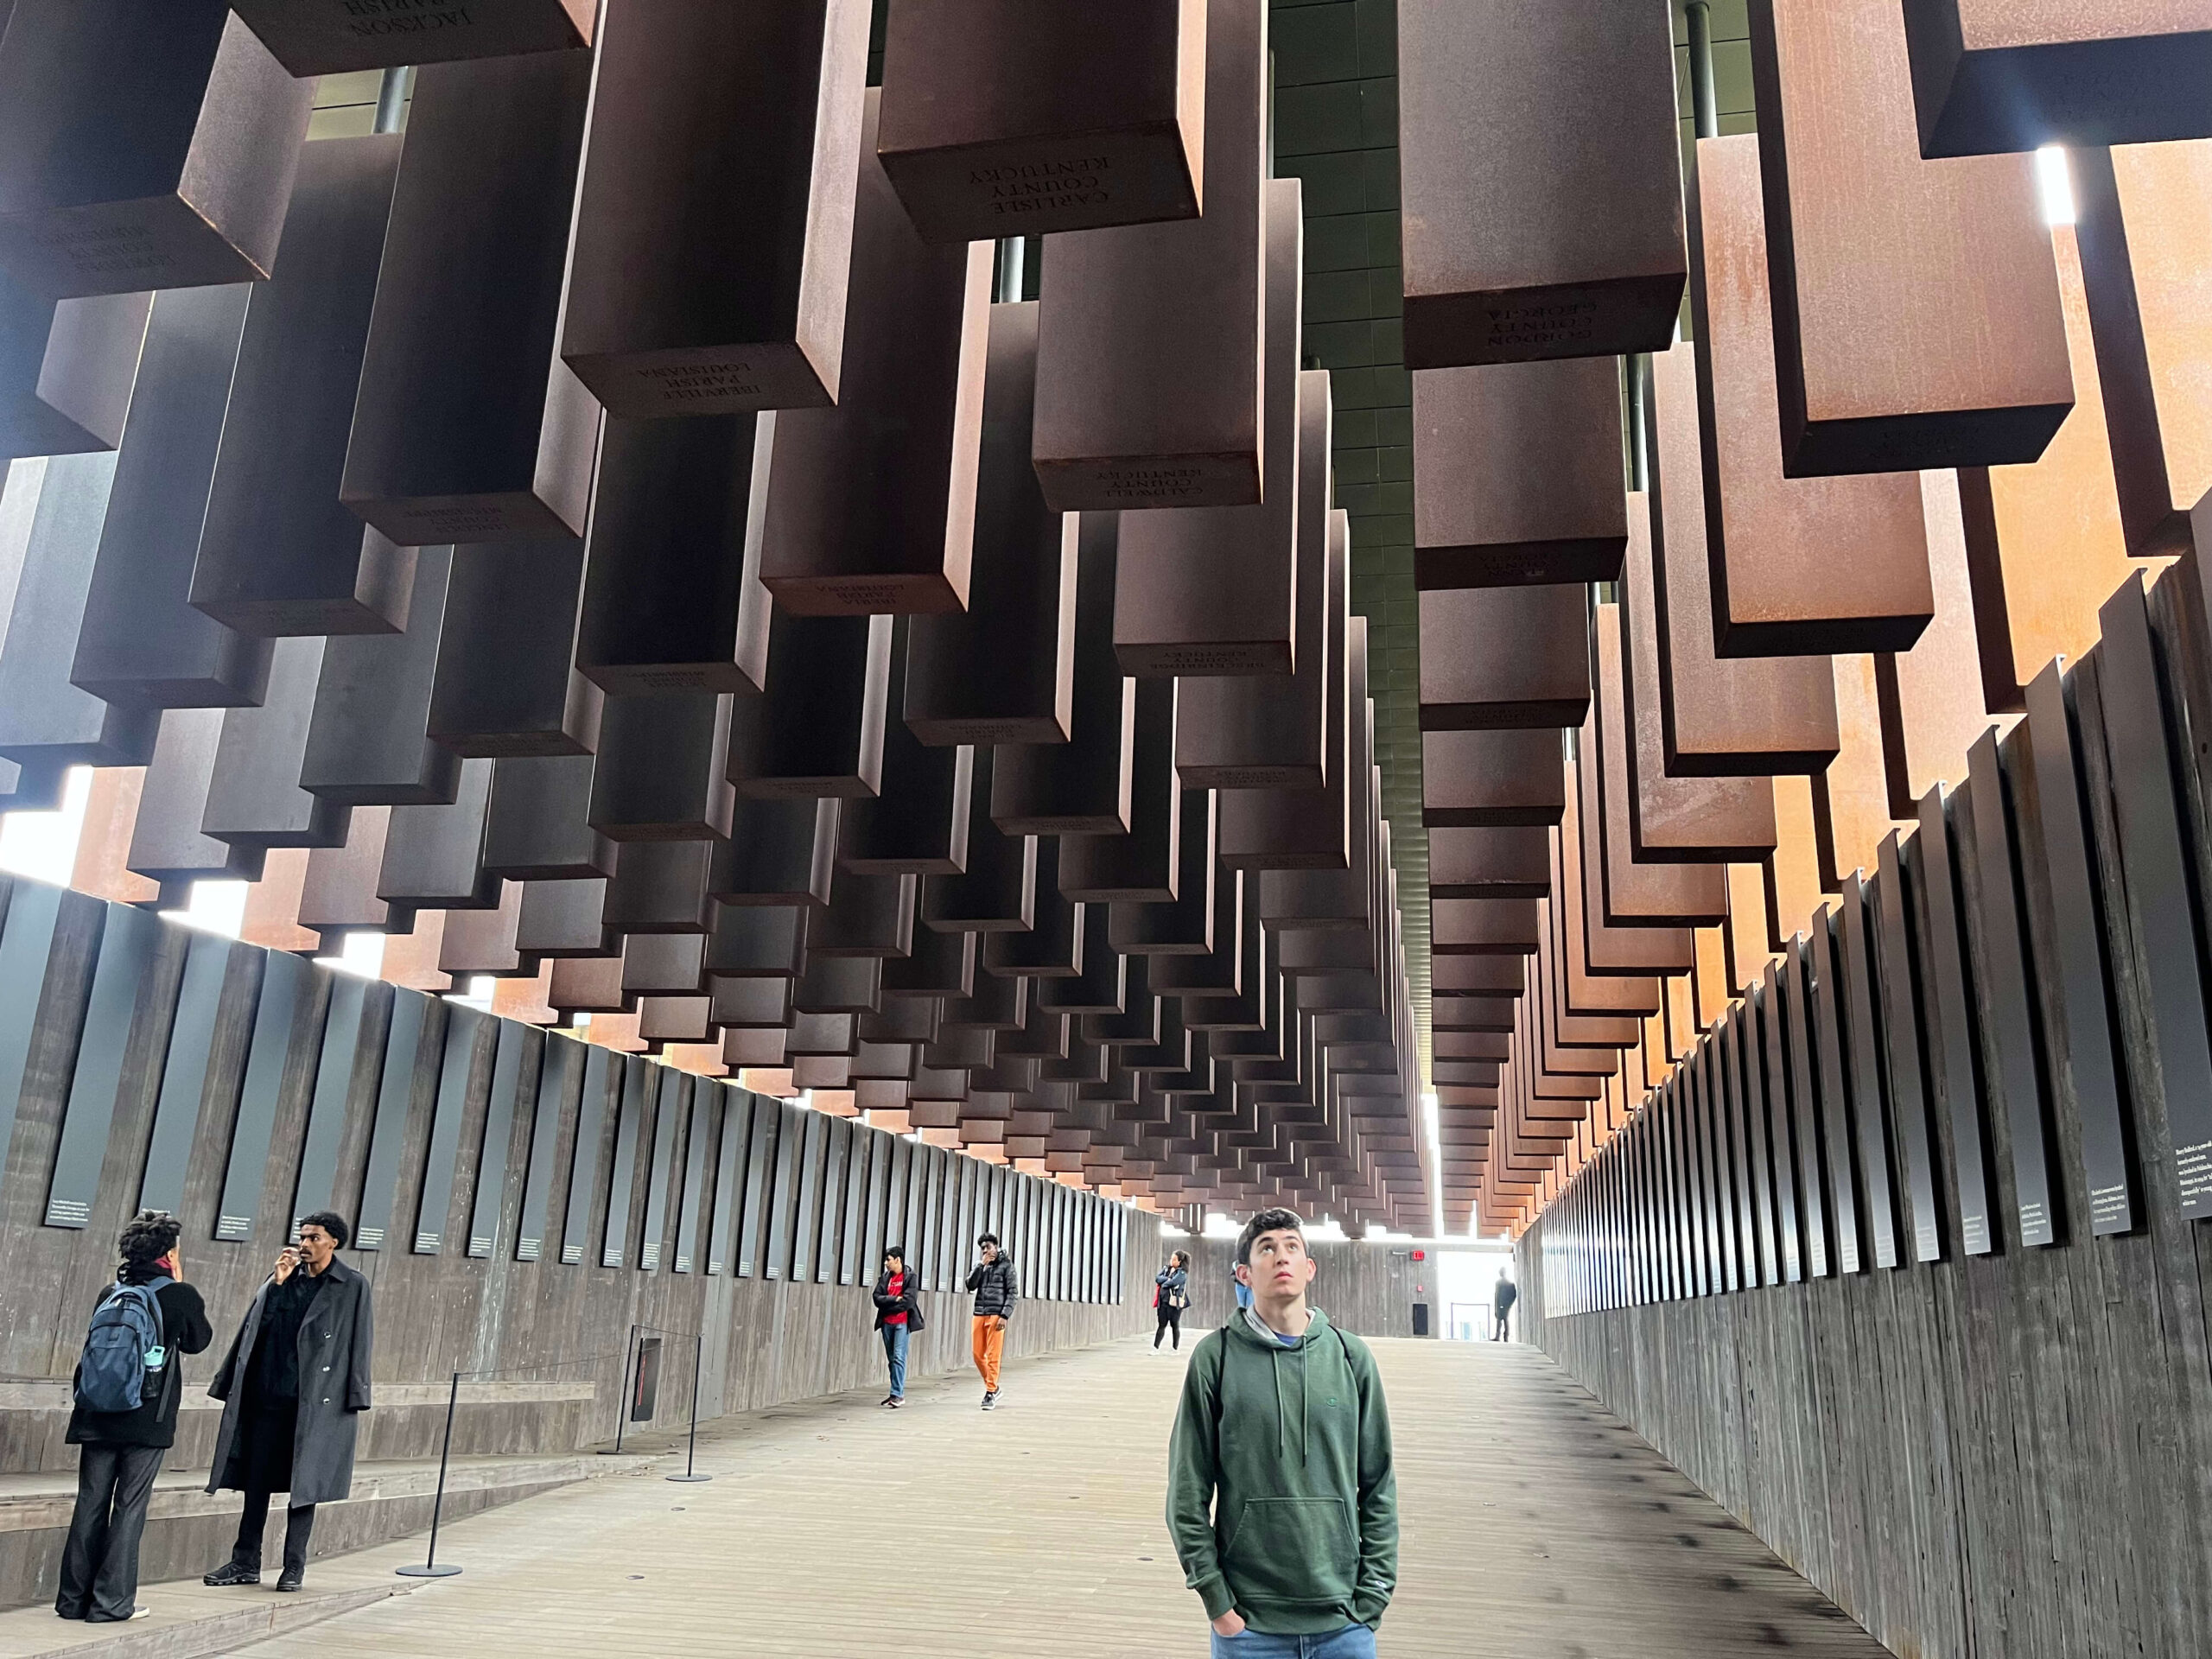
[1236,1207,1306,1265]
[118,1211,181,1283]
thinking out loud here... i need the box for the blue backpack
[75,1278,171,1414]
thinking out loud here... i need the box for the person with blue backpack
[56,1211,213,1624]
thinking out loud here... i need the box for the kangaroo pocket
[1222,1497,1358,1608]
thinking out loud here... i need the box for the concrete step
[0,1580,411,1659]
[0,1382,601,1476]
[0,1451,658,1614]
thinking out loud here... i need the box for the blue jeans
[1211,1623,1376,1658]
[880,1324,908,1398]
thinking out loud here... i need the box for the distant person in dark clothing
[57,1211,213,1624]
[1492,1269,1517,1342]
[1154,1250,1192,1351]
[203,1212,373,1592]
[872,1245,925,1408]
[965,1232,1019,1409]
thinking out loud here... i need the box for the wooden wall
[0,890,1160,1462]
[1511,556,2212,1659]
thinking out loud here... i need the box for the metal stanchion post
[666,1333,711,1483]
[396,1371,465,1579]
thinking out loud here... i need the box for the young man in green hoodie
[1166,1208,1398,1656]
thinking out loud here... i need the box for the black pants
[1154,1305,1183,1349]
[233,1490,317,1575]
[57,1442,163,1620]
[1493,1308,1511,1341]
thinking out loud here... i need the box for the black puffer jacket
[965,1255,1020,1320]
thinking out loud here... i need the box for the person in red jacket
[871,1245,925,1407]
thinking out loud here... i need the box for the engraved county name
[969,156,1113,217]
[340,0,482,36]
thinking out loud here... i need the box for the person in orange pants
[963,1232,1019,1409]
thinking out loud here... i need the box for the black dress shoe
[202,1562,260,1587]
[275,1567,305,1592]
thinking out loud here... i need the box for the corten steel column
[1899,1,2212,157]
[903,301,1077,745]
[1396,0,1684,367]
[923,751,1038,933]
[484,756,615,881]
[1813,652,1906,891]
[710,797,838,908]
[127,709,265,898]
[430,541,602,759]
[1645,345,1838,775]
[1178,369,1334,787]
[1428,827,1549,899]
[588,692,736,843]
[1615,490,1777,861]
[0,279,147,471]
[875,0,1204,242]
[1587,611,1728,927]
[1566,786,1695,977]
[1872,471,1996,817]
[1412,358,1630,588]
[192,134,412,636]
[0,3,311,298]
[759,89,993,615]
[1217,607,1366,872]
[1416,583,1589,729]
[1058,677,1181,902]
[232,0,593,75]
[725,612,893,799]
[299,805,395,940]
[1955,229,2134,715]
[0,453,157,771]
[576,412,772,695]
[200,638,347,850]
[1113,177,1303,677]
[559,0,867,417]
[341,49,600,544]
[1687,134,1935,657]
[838,624,976,874]
[69,284,266,709]
[991,512,1135,833]
[380,758,499,912]
[1032,0,1268,511]
[1421,730,1567,827]
[298,550,462,806]
[1746,0,2074,475]
[2072,143,2212,560]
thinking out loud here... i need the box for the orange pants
[971,1315,1006,1390]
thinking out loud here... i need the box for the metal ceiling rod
[1685,2,1719,141]
[375,67,414,137]
[995,237,1026,304]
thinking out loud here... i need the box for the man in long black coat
[200,1211,373,1592]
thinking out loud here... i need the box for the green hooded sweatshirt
[1166,1309,1398,1634]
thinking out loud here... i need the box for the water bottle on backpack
[74,1276,172,1414]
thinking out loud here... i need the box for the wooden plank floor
[85,1336,1888,1658]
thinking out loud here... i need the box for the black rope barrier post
[601,1324,639,1456]
[665,1332,711,1483]
[396,1370,465,1579]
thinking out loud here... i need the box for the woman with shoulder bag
[1153,1250,1192,1351]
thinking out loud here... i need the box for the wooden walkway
[28,1337,1891,1658]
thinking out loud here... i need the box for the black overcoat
[204,1256,373,1507]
